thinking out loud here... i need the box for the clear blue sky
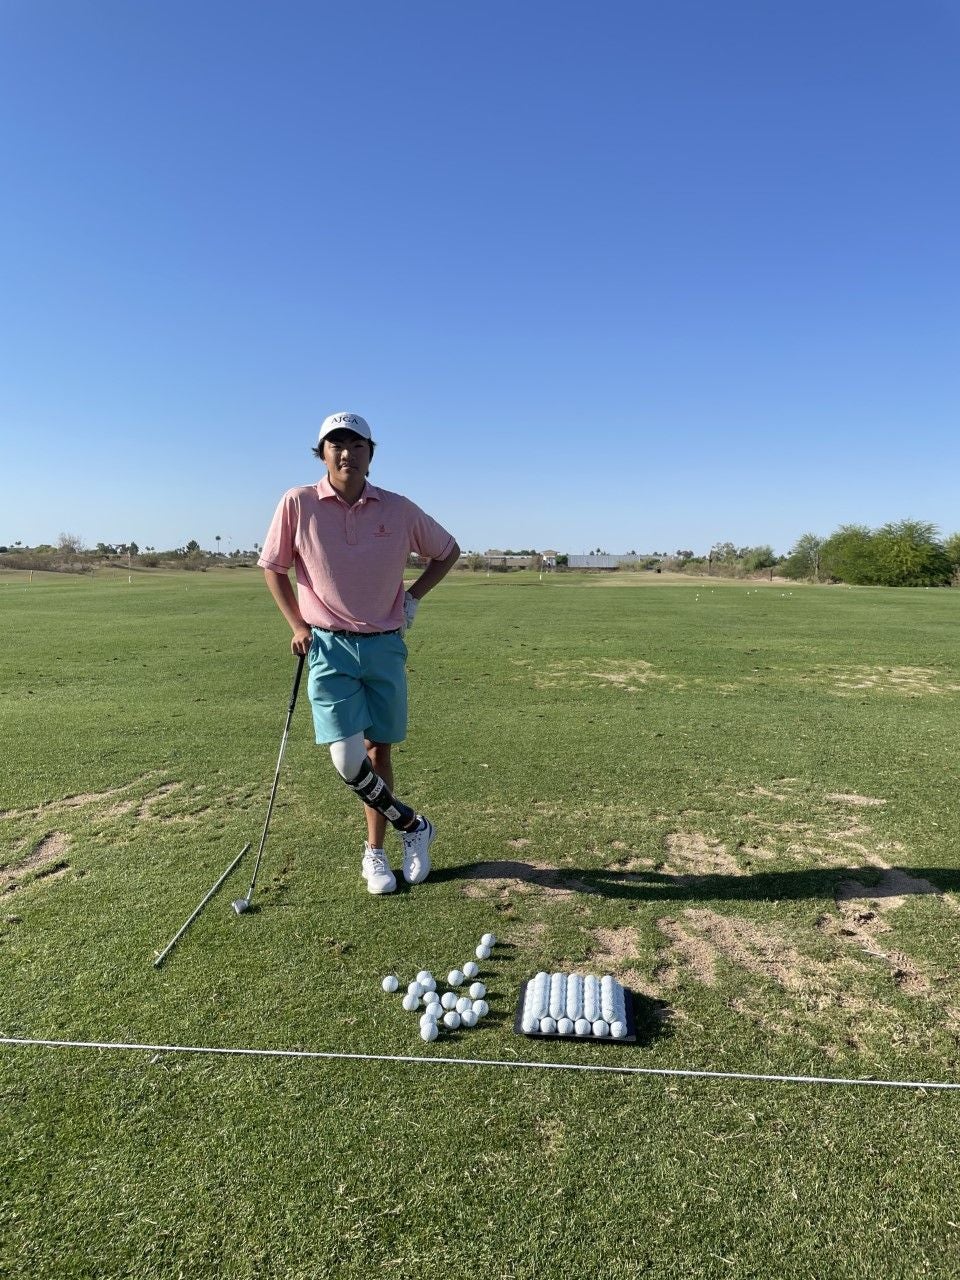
[2,0,957,556]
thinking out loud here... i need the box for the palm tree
[215,535,221,555]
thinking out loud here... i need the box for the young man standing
[258,412,460,894]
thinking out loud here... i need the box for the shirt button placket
[345,506,358,547]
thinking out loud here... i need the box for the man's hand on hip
[291,625,313,655]
[402,591,420,632]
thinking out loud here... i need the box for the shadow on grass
[429,861,960,906]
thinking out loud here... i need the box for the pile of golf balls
[381,935,496,1041]
[519,972,629,1040]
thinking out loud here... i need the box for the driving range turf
[2,568,959,1278]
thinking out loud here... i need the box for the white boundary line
[2,1036,958,1091]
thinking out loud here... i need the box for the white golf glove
[402,590,420,632]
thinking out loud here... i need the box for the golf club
[232,651,306,915]
[153,841,251,967]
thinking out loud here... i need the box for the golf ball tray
[515,972,636,1043]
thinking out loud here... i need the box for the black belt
[312,627,400,638]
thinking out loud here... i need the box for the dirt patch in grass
[461,860,599,903]
[509,656,677,693]
[652,908,898,1052]
[662,832,744,879]
[136,782,184,819]
[825,793,886,807]
[812,665,960,698]
[2,830,70,875]
[587,926,663,1003]
[654,908,872,1005]
[737,844,777,862]
[818,868,960,1001]
[0,773,165,821]
[1,832,71,896]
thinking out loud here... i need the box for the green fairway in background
[2,569,959,1278]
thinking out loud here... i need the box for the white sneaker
[361,845,396,895]
[401,816,435,884]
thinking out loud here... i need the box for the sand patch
[738,781,801,803]
[136,782,184,819]
[835,867,945,912]
[508,838,530,849]
[586,927,672,1010]
[510,656,676,693]
[589,925,641,972]
[0,773,164,821]
[461,860,599,903]
[652,908,898,1051]
[655,908,866,995]
[737,844,777,862]
[825,794,886,808]
[661,832,744,879]
[813,665,960,698]
[1,832,71,896]
[818,869,960,1004]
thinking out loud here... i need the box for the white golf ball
[463,961,479,980]
[423,989,440,1006]
[407,981,424,998]
[447,969,464,987]
[468,982,486,1000]
[381,975,399,993]
[574,1018,592,1036]
[610,1021,628,1039]
[521,1013,538,1034]
[549,972,567,1020]
[443,1010,461,1029]
[423,976,437,992]
[592,1019,610,1038]
[420,1021,439,1041]
[401,993,420,1012]
[480,933,496,947]
[420,1008,439,1026]
[472,999,489,1017]
[557,1017,574,1036]
[460,1009,479,1028]
[539,1016,557,1035]
[440,991,458,1010]
[476,944,491,961]
[456,996,471,1014]
[416,970,433,985]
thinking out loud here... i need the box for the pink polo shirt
[258,477,456,632]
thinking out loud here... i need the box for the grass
[2,568,960,1277]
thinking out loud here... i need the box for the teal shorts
[307,628,409,745]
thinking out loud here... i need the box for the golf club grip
[289,651,306,711]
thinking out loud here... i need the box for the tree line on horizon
[1,520,958,586]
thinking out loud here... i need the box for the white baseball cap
[317,412,372,445]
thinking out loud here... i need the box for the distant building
[567,554,650,569]
[484,550,536,567]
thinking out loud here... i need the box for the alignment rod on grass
[3,1037,959,1092]
[153,843,251,968]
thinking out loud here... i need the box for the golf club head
[232,898,251,915]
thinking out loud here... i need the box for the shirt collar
[317,476,381,504]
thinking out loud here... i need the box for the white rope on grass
[2,1036,958,1091]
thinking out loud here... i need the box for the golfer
[258,412,459,894]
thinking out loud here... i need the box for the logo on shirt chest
[372,523,392,538]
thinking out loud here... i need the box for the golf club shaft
[154,842,252,968]
[241,652,306,903]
